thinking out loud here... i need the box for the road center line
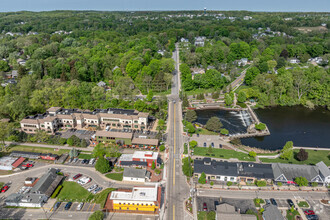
[173,205,175,220]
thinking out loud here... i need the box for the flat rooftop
[110,186,158,202]
[133,151,158,160]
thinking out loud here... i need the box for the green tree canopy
[198,172,206,184]
[95,157,111,174]
[185,110,197,123]
[280,141,293,160]
[205,117,223,132]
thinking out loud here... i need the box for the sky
[0,0,329,12]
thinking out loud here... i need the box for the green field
[105,172,123,181]
[193,147,255,161]
[78,153,93,159]
[260,149,330,166]
[7,145,69,155]
[196,128,218,135]
[57,181,94,202]
[198,211,216,220]
[92,188,116,207]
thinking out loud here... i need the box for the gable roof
[30,168,63,197]
[316,161,330,177]
[262,204,284,220]
[272,163,319,182]
[239,162,274,179]
[95,131,132,139]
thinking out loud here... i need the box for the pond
[195,106,330,150]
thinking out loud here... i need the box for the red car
[304,210,315,215]
[203,203,208,211]
[1,185,9,193]
[22,163,34,168]
[73,174,82,180]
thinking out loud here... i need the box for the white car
[89,158,95,165]
[77,202,84,211]
[87,184,98,192]
[78,177,91,185]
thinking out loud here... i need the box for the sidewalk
[5,141,94,151]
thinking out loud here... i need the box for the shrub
[255,180,267,187]
[255,123,266,131]
[210,181,214,186]
[151,161,156,170]
[198,172,206,184]
[159,145,165,152]
[227,181,233,186]
[51,185,63,198]
[220,128,229,135]
[249,151,257,158]
[294,177,308,187]
[155,169,161,174]
[311,182,318,187]
[88,210,104,220]
[277,182,283,186]
[296,148,308,161]
[189,140,198,148]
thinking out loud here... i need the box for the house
[11,70,18,78]
[194,158,238,182]
[5,168,63,207]
[243,16,252,21]
[236,58,248,66]
[272,163,324,185]
[194,37,206,47]
[289,58,300,64]
[215,203,256,220]
[123,167,150,182]
[17,58,26,66]
[180,38,189,43]
[157,50,165,56]
[97,81,106,87]
[0,157,17,170]
[316,161,330,186]
[106,185,161,214]
[262,204,284,220]
[237,162,274,184]
[190,67,205,79]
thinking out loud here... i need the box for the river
[195,106,330,150]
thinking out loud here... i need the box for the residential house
[316,161,330,186]
[262,204,284,220]
[194,36,206,47]
[97,81,106,87]
[272,163,324,185]
[157,50,165,56]
[123,167,150,182]
[106,185,161,214]
[1,79,17,87]
[243,16,252,20]
[289,58,300,64]
[190,67,205,79]
[17,58,26,66]
[236,58,248,66]
[193,158,238,182]
[215,203,256,220]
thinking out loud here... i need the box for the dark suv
[65,202,72,210]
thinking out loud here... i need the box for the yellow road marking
[173,205,175,220]
[173,103,176,186]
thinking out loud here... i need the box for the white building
[0,157,17,170]
[5,194,48,208]
[123,167,150,182]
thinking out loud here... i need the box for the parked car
[270,198,277,206]
[78,177,91,185]
[203,203,208,211]
[304,210,316,215]
[88,184,98,192]
[92,187,103,194]
[73,174,82,180]
[265,199,271,205]
[1,185,9,193]
[68,158,73,163]
[306,215,318,220]
[73,158,78,163]
[64,202,72,210]
[287,199,295,208]
[89,158,95,165]
[22,163,34,168]
[53,202,61,211]
[77,202,84,211]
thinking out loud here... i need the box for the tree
[225,94,233,106]
[227,181,233,186]
[67,137,74,146]
[198,172,206,184]
[69,148,79,158]
[95,157,111,174]
[208,145,213,153]
[255,123,266,131]
[189,140,198,148]
[185,110,197,123]
[237,91,247,103]
[18,65,27,79]
[80,139,88,148]
[93,144,106,158]
[255,180,267,187]
[311,182,318,187]
[244,67,260,85]
[159,145,165,152]
[249,151,257,158]
[280,141,293,160]
[205,117,223,132]
[34,130,49,143]
[294,177,308,187]
[0,122,14,151]
[220,128,229,135]
[151,161,156,170]
[296,148,308,161]
[182,157,193,177]
[186,123,196,133]
[0,60,10,72]
[88,210,104,220]
[146,90,154,102]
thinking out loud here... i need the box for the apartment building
[106,185,161,214]
[20,107,149,134]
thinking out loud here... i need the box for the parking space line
[87,203,92,211]
[91,203,96,212]
[68,203,74,211]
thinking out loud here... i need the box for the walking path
[5,141,94,151]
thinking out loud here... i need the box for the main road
[165,44,190,220]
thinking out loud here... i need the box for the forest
[0,10,329,123]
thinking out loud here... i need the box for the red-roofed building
[11,157,26,168]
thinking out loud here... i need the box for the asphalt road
[165,44,190,220]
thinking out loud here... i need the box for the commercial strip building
[118,151,160,168]
[105,185,161,214]
[0,156,25,170]
[10,151,59,161]
[5,168,63,207]
[20,107,150,134]
[193,158,330,186]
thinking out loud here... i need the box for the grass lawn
[7,145,70,155]
[253,198,265,207]
[78,153,93,159]
[105,172,123,181]
[298,201,309,208]
[196,128,218,135]
[0,182,4,189]
[194,147,255,161]
[57,181,94,202]
[198,211,216,220]
[286,209,300,220]
[92,188,116,207]
[260,149,330,166]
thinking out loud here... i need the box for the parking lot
[196,197,255,213]
[306,199,330,220]
[65,158,96,167]
[53,202,100,212]
[59,129,95,140]
[67,173,104,194]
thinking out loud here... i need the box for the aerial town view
[0,1,329,220]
